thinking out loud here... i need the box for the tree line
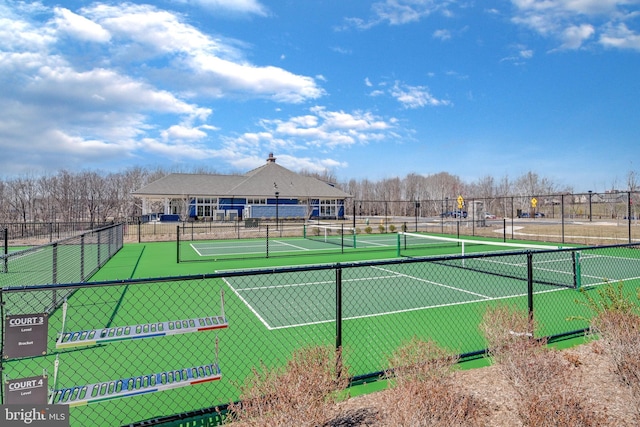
[0,166,637,225]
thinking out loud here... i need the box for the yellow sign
[531,198,538,208]
[457,195,464,209]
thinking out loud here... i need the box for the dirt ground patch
[327,341,638,427]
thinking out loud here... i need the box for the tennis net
[397,232,578,289]
[304,224,356,248]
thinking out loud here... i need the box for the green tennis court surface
[223,260,578,330]
[4,233,640,426]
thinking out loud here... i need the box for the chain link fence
[2,242,638,425]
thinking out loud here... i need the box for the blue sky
[1,0,639,192]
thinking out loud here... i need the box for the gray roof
[133,160,352,199]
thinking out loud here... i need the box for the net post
[176,225,180,263]
[303,224,307,239]
[266,225,269,258]
[340,224,344,253]
[396,232,401,257]
[352,226,357,249]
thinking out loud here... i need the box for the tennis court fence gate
[1,242,639,426]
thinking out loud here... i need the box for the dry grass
[224,345,348,427]
[480,304,609,427]
[580,283,640,421]
[379,337,489,427]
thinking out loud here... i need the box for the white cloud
[222,107,396,158]
[433,29,452,40]
[509,0,640,50]
[390,82,451,108]
[189,0,268,16]
[85,3,324,103]
[161,125,208,141]
[559,23,595,48]
[0,16,55,52]
[343,0,454,29]
[600,22,640,50]
[53,8,110,42]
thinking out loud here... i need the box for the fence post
[335,263,345,385]
[335,264,343,351]
[52,243,58,285]
[80,235,85,281]
[527,252,534,337]
[3,228,7,273]
[628,192,632,244]
[561,195,565,244]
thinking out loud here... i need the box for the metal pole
[3,227,7,273]
[629,192,632,244]
[511,197,514,240]
[335,265,342,351]
[176,225,180,263]
[275,191,279,231]
[588,191,592,221]
[561,195,565,244]
[353,202,356,229]
[527,252,534,337]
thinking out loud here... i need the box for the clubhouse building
[133,154,352,221]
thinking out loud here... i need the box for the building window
[320,199,337,217]
[191,197,218,218]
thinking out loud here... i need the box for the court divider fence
[1,242,639,426]
[0,223,124,313]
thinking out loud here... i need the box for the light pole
[588,190,593,222]
[275,191,279,230]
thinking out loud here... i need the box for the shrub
[378,224,385,233]
[364,226,372,234]
[225,345,348,427]
[389,224,396,232]
[480,304,608,426]
[578,282,640,417]
[381,337,488,426]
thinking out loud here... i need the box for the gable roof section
[133,161,351,199]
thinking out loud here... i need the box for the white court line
[358,239,393,247]
[271,240,311,251]
[370,265,492,299]
[237,274,401,292]
[477,257,575,278]
[222,277,274,330]
[226,266,573,331]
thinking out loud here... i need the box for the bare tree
[6,174,39,224]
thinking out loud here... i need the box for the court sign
[4,375,48,405]
[4,313,48,359]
